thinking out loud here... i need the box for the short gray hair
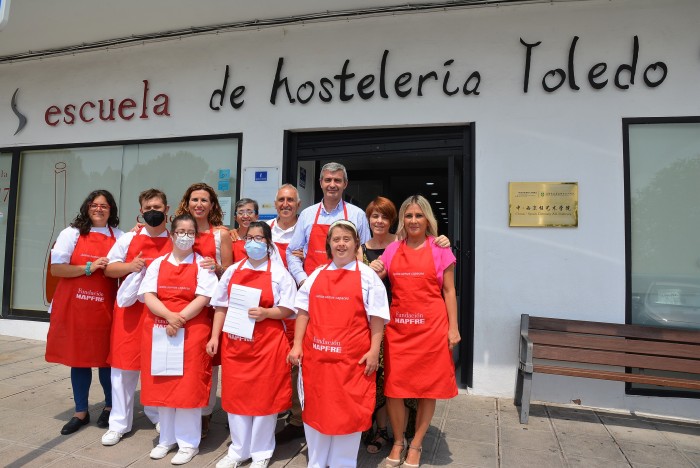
[235,198,259,214]
[277,184,300,202]
[319,162,348,182]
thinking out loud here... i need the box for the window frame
[623,116,700,398]
[0,133,242,321]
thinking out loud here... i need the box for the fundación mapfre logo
[11,88,28,135]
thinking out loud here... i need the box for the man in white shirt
[286,162,370,287]
[267,184,301,268]
[101,189,172,446]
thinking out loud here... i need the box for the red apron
[194,226,222,366]
[302,261,374,435]
[46,228,118,367]
[141,255,213,408]
[232,239,247,263]
[220,260,292,415]
[303,202,348,276]
[109,232,172,370]
[270,219,295,345]
[384,242,457,399]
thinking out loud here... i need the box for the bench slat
[528,316,700,344]
[533,345,700,374]
[529,329,700,360]
[533,364,700,390]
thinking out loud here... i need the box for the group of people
[45,162,460,468]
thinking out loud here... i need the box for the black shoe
[275,422,305,444]
[96,408,111,428]
[61,413,90,435]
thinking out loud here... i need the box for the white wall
[1,0,699,419]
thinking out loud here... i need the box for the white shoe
[155,422,161,434]
[150,443,177,460]
[101,430,123,446]
[171,447,199,465]
[251,459,270,468]
[216,455,242,468]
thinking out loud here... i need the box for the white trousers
[202,365,219,416]
[158,407,201,449]
[304,424,361,468]
[226,413,276,462]
[108,368,159,433]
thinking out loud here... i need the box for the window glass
[119,139,238,231]
[11,138,239,314]
[629,123,700,330]
[12,147,123,312]
[0,153,11,311]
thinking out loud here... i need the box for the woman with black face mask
[100,188,172,447]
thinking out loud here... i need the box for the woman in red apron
[374,195,460,468]
[207,221,297,468]
[175,183,233,436]
[45,190,122,435]
[288,220,389,468]
[231,198,259,262]
[139,214,218,465]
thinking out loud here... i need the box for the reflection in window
[629,123,700,330]
[11,139,239,315]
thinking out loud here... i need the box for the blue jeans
[70,367,112,413]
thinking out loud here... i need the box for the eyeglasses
[243,235,265,242]
[88,203,110,211]
[174,230,196,238]
[236,210,256,216]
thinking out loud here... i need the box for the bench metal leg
[516,370,532,424]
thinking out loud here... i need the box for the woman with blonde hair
[371,195,460,468]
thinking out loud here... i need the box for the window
[628,121,700,331]
[0,152,11,313]
[10,138,239,317]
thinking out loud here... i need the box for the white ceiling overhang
[0,0,572,62]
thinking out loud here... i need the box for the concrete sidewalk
[1,335,699,467]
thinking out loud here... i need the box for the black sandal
[366,427,390,454]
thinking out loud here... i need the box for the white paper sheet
[222,284,262,339]
[151,327,185,376]
[297,359,305,410]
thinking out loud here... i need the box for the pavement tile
[434,437,497,467]
[551,416,611,437]
[656,423,700,452]
[619,440,697,467]
[603,416,675,447]
[681,450,700,466]
[500,446,564,468]
[442,419,494,444]
[499,404,552,431]
[565,455,631,467]
[45,454,121,467]
[558,432,627,463]
[500,425,560,452]
[0,443,66,467]
[442,407,496,425]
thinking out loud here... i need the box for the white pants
[226,413,276,462]
[304,424,361,468]
[109,368,159,433]
[158,407,201,449]
[202,365,219,416]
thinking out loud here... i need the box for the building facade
[1,0,698,419]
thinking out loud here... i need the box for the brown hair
[325,220,360,259]
[138,188,167,207]
[175,183,223,226]
[365,196,398,226]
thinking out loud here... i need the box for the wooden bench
[515,314,700,423]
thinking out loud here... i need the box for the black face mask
[143,210,166,227]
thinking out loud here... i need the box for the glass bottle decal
[43,162,67,307]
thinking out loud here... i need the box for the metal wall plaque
[509,182,578,227]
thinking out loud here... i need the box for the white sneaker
[251,459,270,468]
[101,430,123,446]
[171,447,199,465]
[155,422,161,434]
[215,455,242,468]
[150,443,177,460]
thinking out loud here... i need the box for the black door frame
[283,125,475,387]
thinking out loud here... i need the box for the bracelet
[85,261,92,276]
